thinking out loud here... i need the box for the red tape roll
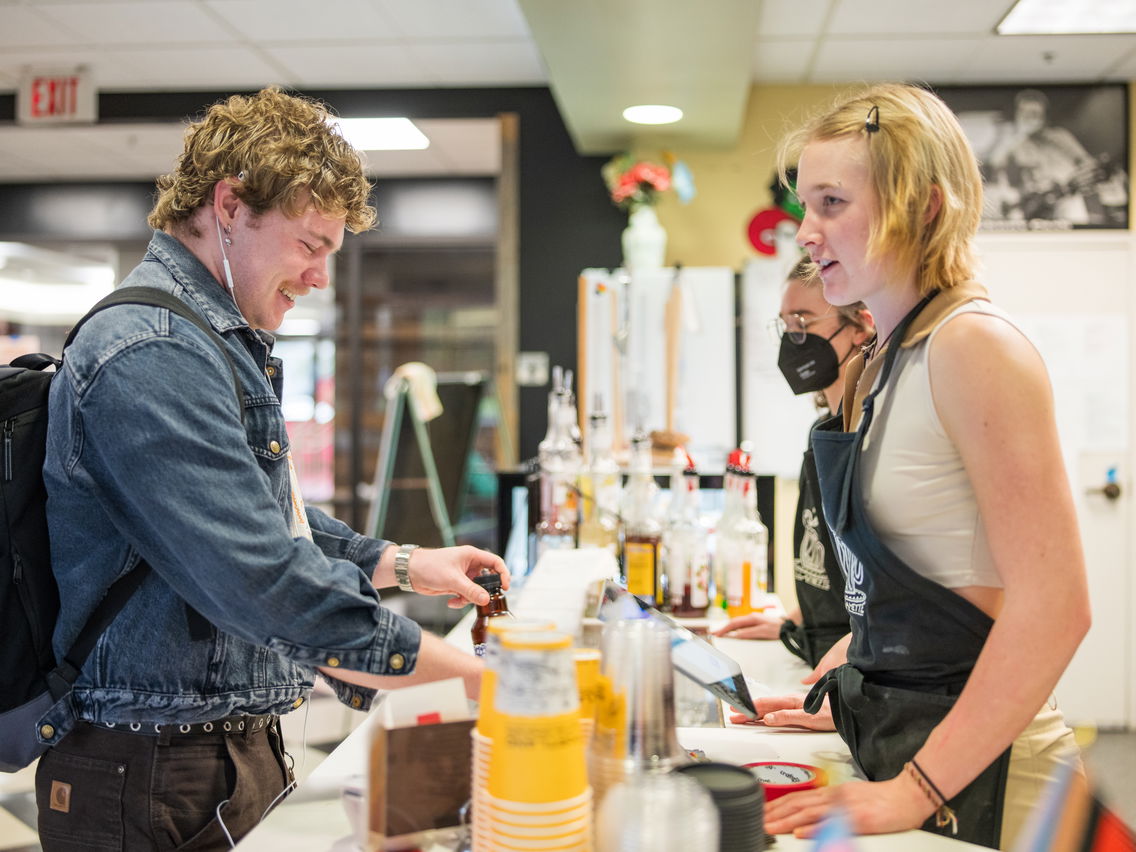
[743,761,827,801]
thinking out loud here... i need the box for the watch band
[394,544,419,592]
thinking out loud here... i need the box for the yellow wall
[646,82,1136,270]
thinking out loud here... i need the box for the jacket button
[326,656,340,667]
[292,697,304,709]
[269,440,281,454]
[390,653,405,671]
[350,695,363,709]
[40,724,55,740]
[266,366,276,378]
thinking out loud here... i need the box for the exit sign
[17,68,97,125]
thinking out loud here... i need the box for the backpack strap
[65,286,244,422]
[47,287,247,697]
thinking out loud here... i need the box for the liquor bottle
[621,431,663,608]
[470,570,515,656]
[577,395,621,553]
[725,466,770,618]
[535,366,579,558]
[713,449,746,612]
[664,453,711,617]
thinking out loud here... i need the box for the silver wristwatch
[394,544,419,592]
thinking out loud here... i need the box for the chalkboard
[367,372,487,548]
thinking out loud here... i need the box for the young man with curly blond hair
[36,87,507,850]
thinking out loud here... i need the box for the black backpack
[0,286,243,772]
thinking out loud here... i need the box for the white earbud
[215,216,236,297]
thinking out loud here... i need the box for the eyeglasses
[769,311,836,345]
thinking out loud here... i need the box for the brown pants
[35,720,293,851]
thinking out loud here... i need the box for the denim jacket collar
[145,230,276,352]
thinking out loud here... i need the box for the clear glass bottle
[713,449,745,613]
[664,455,711,617]
[726,467,769,618]
[471,570,515,656]
[621,431,663,608]
[578,396,621,554]
[535,366,579,558]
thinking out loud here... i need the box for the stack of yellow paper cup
[574,647,601,750]
[482,630,592,851]
[473,618,556,851]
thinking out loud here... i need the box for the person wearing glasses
[750,83,1089,849]
[714,258,872,669]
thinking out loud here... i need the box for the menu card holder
[367,718,475,850]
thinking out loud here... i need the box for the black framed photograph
[935,83,1129,231]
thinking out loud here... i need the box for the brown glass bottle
[471,571,513,657]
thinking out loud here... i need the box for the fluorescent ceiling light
[329,117,429,151]
[622,105,684,126]
[998,0,1136,34]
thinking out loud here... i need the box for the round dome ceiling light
[622,104,684,125]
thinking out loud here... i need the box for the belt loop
[157,725,174,746]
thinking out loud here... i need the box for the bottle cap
[473,572,503,593]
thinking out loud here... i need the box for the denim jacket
[39,231,421,746]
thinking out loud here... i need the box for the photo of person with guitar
[942,84,1128,231]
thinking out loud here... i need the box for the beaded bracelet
[904,760,959,836]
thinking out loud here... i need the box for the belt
[91,713,277,738]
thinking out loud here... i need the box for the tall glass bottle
[713,450,745,612]
[725,467,769,618]
[578,396,621,554]
[535,366,579,558]
[621,431,663,608]
[663,454,711,617]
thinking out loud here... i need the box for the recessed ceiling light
[622,105,684,126]
[329,117,430,151]
[998,0,1136,34]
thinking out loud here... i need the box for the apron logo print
[831,533,866,616]
[50,780,72,813]
[794,507,830,590]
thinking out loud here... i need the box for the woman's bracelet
[903,760,959,836]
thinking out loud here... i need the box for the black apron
[802,295,1011,849]
[780,427,850,668]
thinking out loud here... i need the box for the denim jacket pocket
[241,396,289,493]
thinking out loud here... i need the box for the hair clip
[865,105,880,134]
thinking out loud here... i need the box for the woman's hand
[712,611,788,640]
[377,545,510,607]
[764,773,935,838]
[728,693,836,731]
[803,632,851,685]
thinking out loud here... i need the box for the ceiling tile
[406,41,547,86]
[34,2,238,45]
[374,0,532,40]
[102,46,287,90]
[204,0,396,43]
[956,34,1136,83]
[758,0,834,39]
[414,118,500,173]
[827,0,1004,35]
[0,47,147,91]
[809,36,986,84]
[0,4,87,46]
[752,38,818,83]
[263,43,431,88]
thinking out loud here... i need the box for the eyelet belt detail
[93,713,277,737]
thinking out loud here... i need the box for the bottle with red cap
[663,450,710,617]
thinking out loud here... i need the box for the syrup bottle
[471,570,514,657]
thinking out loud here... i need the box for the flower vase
[622,205,667,272]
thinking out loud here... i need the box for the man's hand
[728,693,835,731]
[406,545,510,608]
[712,611,787,640]
[803,632,850,685]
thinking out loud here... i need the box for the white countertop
[238,600,985,851]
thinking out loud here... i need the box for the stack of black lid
[673,762,766,852]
